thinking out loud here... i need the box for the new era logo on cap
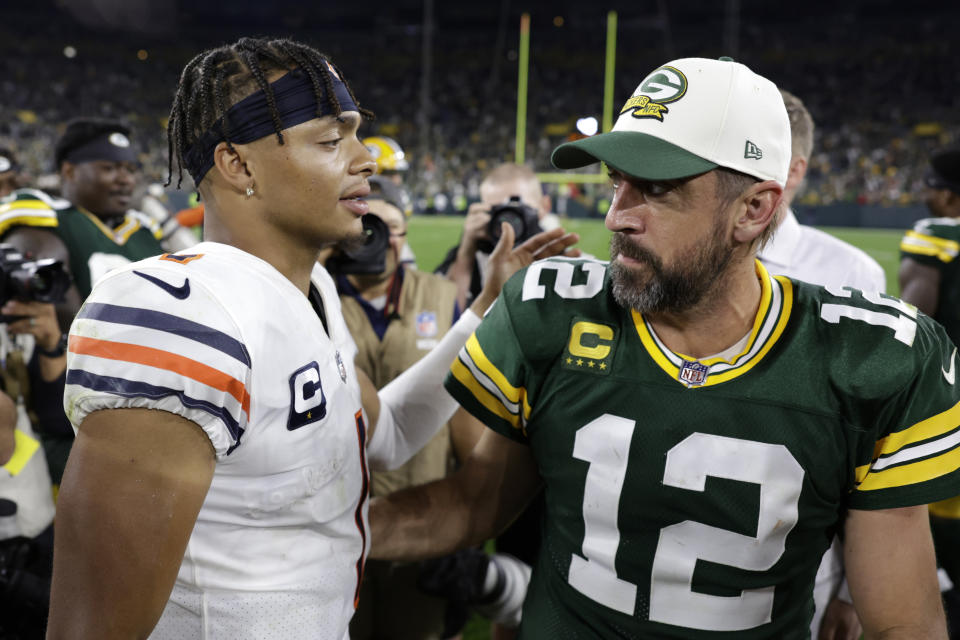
[551,57,791,186]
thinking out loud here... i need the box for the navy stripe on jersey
[78,302,251,366]
[66,369,245,445]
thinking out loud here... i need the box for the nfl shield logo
[678,360,709,388]
[416,311,438,337]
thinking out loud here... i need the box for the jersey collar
[78,206,143,245]
[632,259,794,388]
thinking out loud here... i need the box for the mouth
[339,183,371,217]
[111,192,132,206]
[610,233,658,270]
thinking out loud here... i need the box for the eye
[646,181,671,196]
[319,137,343,147]
[607,170,622,189]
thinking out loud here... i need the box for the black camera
[326,214,391,275]
[0,245,71,308]
[482,196,542,252]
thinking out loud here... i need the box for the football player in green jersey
[371,57,958,639]
[0,119,166,484]
[899,147,960,635]
[899,147,960,346]
[0,118,166,329]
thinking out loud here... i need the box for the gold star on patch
[599,362,607,370]
[587,360,595,368]
[576,359,583,366]
[566,357,573,364]
[307,411,312,419]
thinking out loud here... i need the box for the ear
[211,141,253,193]
[732,180,784,245]
[540,193,552,218]
[60,161,75,183]
[784,155,808,194]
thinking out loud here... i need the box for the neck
[646,255,762,359]
[202,194,318,296]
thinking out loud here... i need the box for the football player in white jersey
[46,37,578,640]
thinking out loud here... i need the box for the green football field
[408,216,905,295]
[405,216,905,640]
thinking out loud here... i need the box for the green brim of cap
[551,131,718,180]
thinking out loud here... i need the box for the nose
[605,180,645,234]
[351,138,377,176]
[116,165,136,187]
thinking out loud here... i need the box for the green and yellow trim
[632,260,793,388]
[79,207,144,245]
[449,335,532,431]
[855,399,960,491]
[900,230,960,263]
[0,199,59,236]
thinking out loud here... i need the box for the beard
[609,217,735,315]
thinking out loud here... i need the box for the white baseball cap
[552,57,791,186]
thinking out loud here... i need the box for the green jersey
[0,188,164,297]
[900,216,960,346]
[445,257,960,639]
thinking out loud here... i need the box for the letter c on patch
[568,322,614,359]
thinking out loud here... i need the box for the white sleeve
[365,308,482,471]
[64,265,252,459]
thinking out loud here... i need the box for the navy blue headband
[183,67,358,184]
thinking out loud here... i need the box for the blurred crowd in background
[1,0,958,215]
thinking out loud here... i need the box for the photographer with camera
[0,245,73,636]
[0,118,167,486]
[436,163,560,311]
[328,176,480,640]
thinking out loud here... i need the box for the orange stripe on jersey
[70,335,250,417]
[160,252,205,264]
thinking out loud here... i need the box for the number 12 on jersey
[568,414,805,632]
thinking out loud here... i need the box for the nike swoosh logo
[133,270,191,300]
[943,347,957,385]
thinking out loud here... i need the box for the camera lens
[488,210,526,243]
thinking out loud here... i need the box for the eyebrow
[335,113,360,127]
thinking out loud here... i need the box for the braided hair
[166,37,373,188]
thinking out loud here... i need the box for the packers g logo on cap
[108,132,130,148]
[620,65,687,122]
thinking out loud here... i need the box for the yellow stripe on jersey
[465,334,524,405]
[930,495,960,519]
[855,445,960,492]
[450,357,523,430]
[1,429,40,476]
[900,230,960,263]
[872,399,960,461]
[632,261,793,388]
[855,400,960,490]
[0,200,59,236]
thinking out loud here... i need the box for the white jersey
[759,209,886,293]
[64,242,368,640]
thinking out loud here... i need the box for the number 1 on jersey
[568,414,638,614]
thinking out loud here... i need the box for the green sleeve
[848,314,960,510]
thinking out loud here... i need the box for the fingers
[513,227,581,261]
[488,222,516,260]
[514,227,566,254]
[532,232,581,260]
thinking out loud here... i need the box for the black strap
[308,284,328,335]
